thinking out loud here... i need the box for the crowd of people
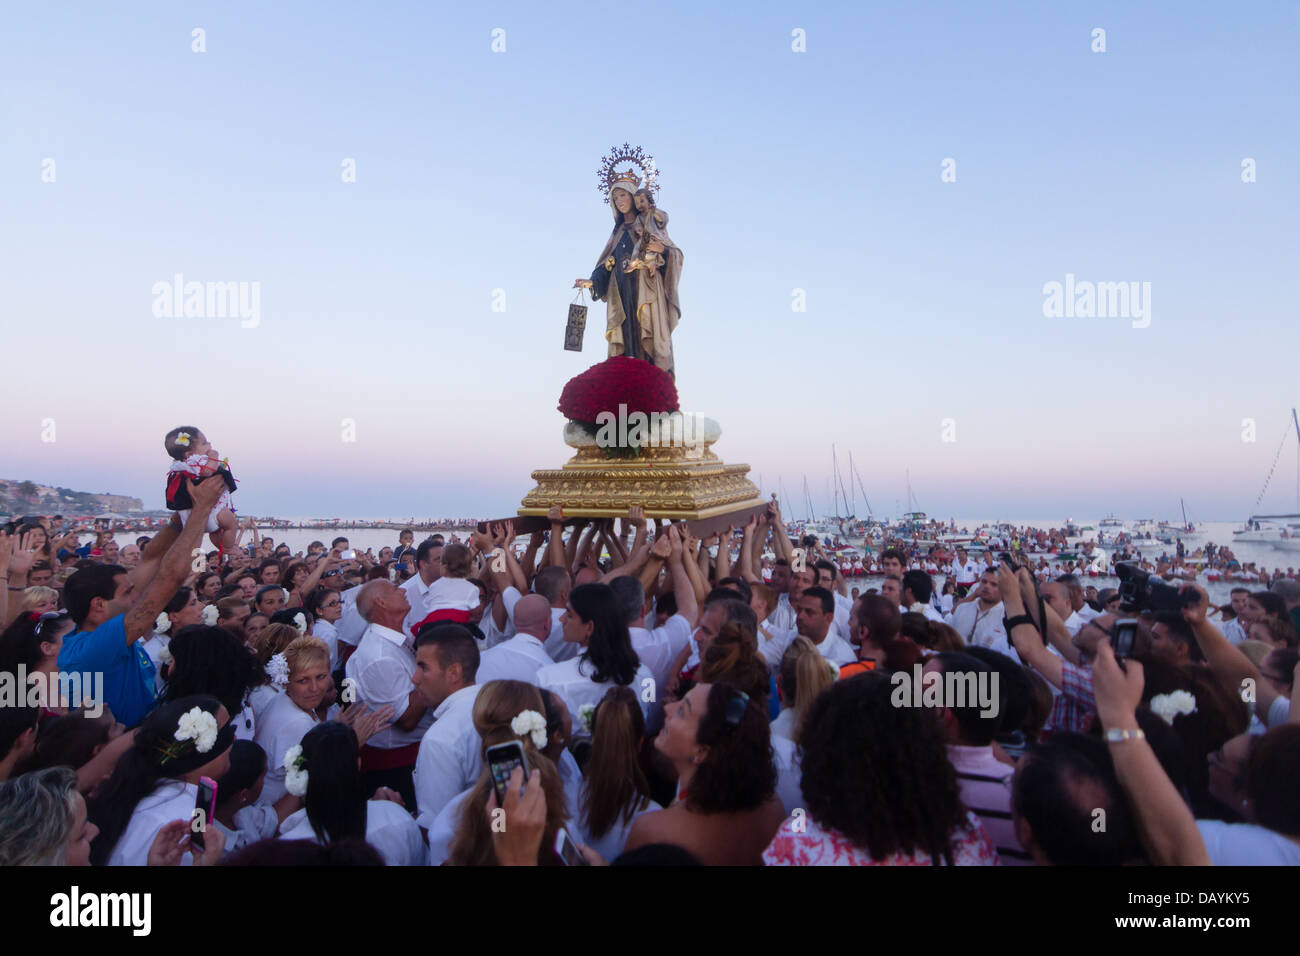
[1,489,1297,867]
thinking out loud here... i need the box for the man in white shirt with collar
[1042,581,1085,636]
[476,593,555,685]
[764,558,797,633]
[345,579,433,809]
[1220,587,1251,645]
[793,586,857,666]
[400,540,442,641]
[945,568,1012,658]
[532,565,579,663]
[1056,573,1100,625]
[412,623,484,828]
[902,569,945,623]
[949,547,980,596]
[813,559,856,642]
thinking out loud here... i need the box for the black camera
[1114,562,1197,613]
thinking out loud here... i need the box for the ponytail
[301,722,367,845]
[580,687,650,839]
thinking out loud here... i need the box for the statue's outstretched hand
[573,279,593,289]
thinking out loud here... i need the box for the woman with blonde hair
[19,587,59,616]
[773,637,836,741]
[253,636,334,806]
[443,679,570,866]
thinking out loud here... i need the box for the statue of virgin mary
[574,146,682,377]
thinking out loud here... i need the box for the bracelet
[1105,727,1145,743]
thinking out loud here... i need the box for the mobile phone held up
[340,550,357,561]
[554,827,589,866]
[192,776,218,853]
[1109,618,1140,660]
[485,741,530,809]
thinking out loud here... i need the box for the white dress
[107,780,198,866]
[279,800,427,865]
[253,693,321,806]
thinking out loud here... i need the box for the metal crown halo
[597,144,659,204]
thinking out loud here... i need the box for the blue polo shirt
[57,614,157,727]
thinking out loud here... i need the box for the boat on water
[1233,515,1300,550]
[1099,515,1125,529]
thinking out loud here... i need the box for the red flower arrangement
[558,357,679,426]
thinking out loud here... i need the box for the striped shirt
[948,744,1033,866]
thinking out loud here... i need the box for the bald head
[514,594,553,640]
[357,579,409,630]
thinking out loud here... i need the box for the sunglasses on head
[721,689,750,732]
[36,609,70,638]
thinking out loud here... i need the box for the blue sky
[2,1,1297,520]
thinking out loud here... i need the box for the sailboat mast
[849,451,856,516]
[1293,408,1299,509]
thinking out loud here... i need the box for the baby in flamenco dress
[163,425,239,553]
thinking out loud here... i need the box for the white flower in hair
[201,604,219,626]
[825,660,840,680]
[510,709,548,750]
[267,653,290,689]
[1150,690,1197,726]
[578,703,596,736]
[283,744,309,796]
[155,612,170,634]
[293,612,308,636]
[157,642,173,666]
[175,706,219,754]
[175,432,191,447]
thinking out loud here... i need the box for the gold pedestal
[518,443,765,532]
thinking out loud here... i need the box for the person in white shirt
[416,542,481,628]
[212,739,296,855]
[411,624,485,828]
[477,593,555,686]
[533,565,579,663]
[1057,573,1100,624]
[334,581,368,655]
[902,569,945,623]
[607,533,698,729]
[812,559,855,643]
[791,587,857,666]
[1042,581,1084,636]
[1198,725,1300,865]
[1221,587,1252,645]
[399,540,443,641]
[254,636,336,805]
[945,569,1011,658]
[950,549,978,594]
[537,581,655,730]
[880,575,904,615]
[277,721,426,866]
[90,695,236,866]
[345,580,432,809]
[572,685,661,862]
[441,679,572,865]
[306,588,344,671]
[764,559,797,633]
[772,636,836,741]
